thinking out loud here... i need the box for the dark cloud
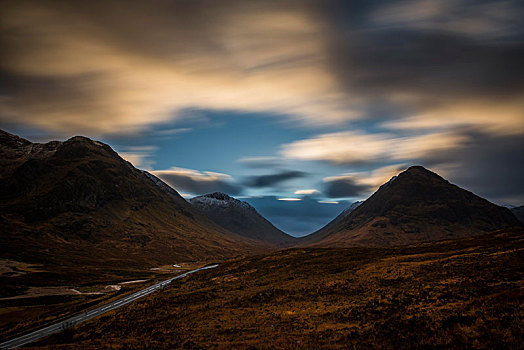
[419,132,524,205]
[244,196,353,236]
[153,171,243,196]
[244,170,306,188]
[323,178,371,198]
[328,30,524,103]
[319,0,524,114]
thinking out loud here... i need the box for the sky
[1,0,523,236]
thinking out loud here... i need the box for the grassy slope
[32,229,524,349]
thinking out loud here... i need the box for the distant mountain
[511,206,524,223]
[190,192,297,246]
[0,130,265,267]
[303,166,521,247]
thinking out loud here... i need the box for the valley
[1,130,522,348]
[28,229,524,349]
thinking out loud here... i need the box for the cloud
[0,1,360,136]
[154,128,192,136]
[319,0,524,136]
[152,167,243,196]
[1,0,522,141]
[419,132,524,205]
[381,101,524,136]
[244,170,306,188]
[280,130,469,165]
[320,164,407,199]
[349,164,409,188]
[322,176,371,198]
[370,0,522,38]
[294,189,320,195]
[118,145,157,170]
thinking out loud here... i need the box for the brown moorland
[31,229,524,349]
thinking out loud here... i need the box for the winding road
[0,264,218,349]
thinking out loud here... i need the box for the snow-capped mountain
[190,192,297,246]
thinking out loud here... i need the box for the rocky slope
[190,192,297,246]
[0,130,265,267]
[303,166,521,247]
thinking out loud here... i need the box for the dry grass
[29,229,524,349]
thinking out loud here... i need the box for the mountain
[303,166,521,247]
[190,192,297,246]
[511,205,524,223]
[0,130,265,267]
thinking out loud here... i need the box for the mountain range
[1,130,521,266]
[0,130,266,267]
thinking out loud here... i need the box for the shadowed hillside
[0,130,267,268]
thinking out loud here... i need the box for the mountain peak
[190,192,296,246]
[66,135,95,143]
[202,192,234,201]
[401,165,444,179]
[305,166,521,247]
[406,165,429,172]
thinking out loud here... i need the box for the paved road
[0,264,218,349]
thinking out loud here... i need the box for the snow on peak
[190,192,253,210]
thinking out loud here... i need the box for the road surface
[0,264,218,349]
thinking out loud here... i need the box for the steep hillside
[0,130,265,267]
[303,166,521,247]
[190,192,297,246]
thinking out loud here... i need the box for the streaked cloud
[371,0,522,38]
[154,128,193,136]
[277,198,302,201]
[322,176,371,199]
[294,189,320,195]
[280,131,469,165]
[244,170,306,188]
[152,167,242,196]
[381,100,524,135]
[118,145,157,170]
[0,1,358,136]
